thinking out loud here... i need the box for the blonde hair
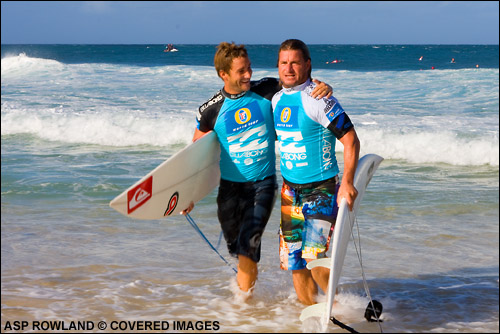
[214,42,248,78]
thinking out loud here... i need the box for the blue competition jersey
[272,79,354,185]
[197,78,281,182]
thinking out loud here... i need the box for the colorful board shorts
[279,176,340,271]
[217,175,277,263]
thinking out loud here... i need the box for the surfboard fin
[306,258,331,270]
[300,302,327,322]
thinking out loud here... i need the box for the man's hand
[311,79,333,99]
[337,182,358,212]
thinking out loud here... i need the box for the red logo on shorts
[127,176,152,214]
[164,192,179,216]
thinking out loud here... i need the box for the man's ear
[219,70,227,81]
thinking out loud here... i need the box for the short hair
[214,42,248,78]
[277,39,312,78]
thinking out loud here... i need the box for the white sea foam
[2,103,497,165]
[0,103,194,147]
[356,128,499,166]
[2,56,498,166]
[1,53,65,76]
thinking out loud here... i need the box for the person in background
[272,39,360,305]
[182,42,333,301]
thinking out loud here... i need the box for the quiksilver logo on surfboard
[127,176,153,214]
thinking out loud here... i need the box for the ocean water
[1,44,498,333]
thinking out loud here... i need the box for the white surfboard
[300,154,384,331]
[109,131,220,220]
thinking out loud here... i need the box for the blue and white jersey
[272,79,353,185]
[197,78,280,183]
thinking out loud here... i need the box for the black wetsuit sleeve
[197,91,224,132]
[250,77,282,101]
[327,113,354,139]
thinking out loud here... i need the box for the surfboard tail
[300,302,331,332]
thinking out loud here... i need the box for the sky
[1,1,499,44]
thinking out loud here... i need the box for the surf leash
[349,211,384,332]
[185,213,238,274]
[330,316,359,333]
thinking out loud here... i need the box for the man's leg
[308,259,330,294]
[237,254,257,293]
[292,268,318,305]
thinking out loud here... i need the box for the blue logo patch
[225,101,263,134]
[275,105,299,129]
[325,103,344,122]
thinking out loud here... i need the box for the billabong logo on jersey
[127,176,152,214]
[280,107,292,123]
[228,124,268,153]
[235,108,251,125]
